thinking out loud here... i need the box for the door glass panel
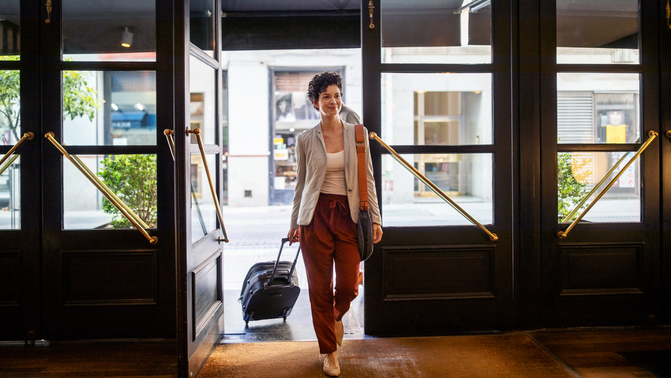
[0,0,20,57]
[381,153,493,227]
[382,73,492,145]
[557,151,640,223]
[62,0,156,62]
[191,153,218,242]
[0,155,19,229]
[557,73,639,144]
[63,154,157,229]
[557,0,639,64]
[0,69,20,140]
[381,0,491,64]
[62,71,157,146]
[190,56,216,145]
[190,0,216,57]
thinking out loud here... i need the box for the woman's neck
[321,115,342,132]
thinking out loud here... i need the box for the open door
[175,0,228,376]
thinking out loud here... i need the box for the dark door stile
[362,0,515,336]
[0,1,42,341]
[661,0,671,326]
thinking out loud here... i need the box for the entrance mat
[619,350,671,378]
[200,334,575,378]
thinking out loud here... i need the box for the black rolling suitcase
[239,238,301,325]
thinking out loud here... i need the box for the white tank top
[320,150,347,195]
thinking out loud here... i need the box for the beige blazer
[290,121,381,229]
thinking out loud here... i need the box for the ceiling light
[135,103,144,111]
[111,103,118,111]
[121,27,133,48]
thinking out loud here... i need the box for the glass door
[363,0,514,335]
[177,0,227,376]
[539,0,662,327]
[0,0,177,341]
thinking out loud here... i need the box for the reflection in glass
[557,73,639,144]
[381,0,491,64]
[190,56,216,144]
[557,151,639,223]
[222,71,228,205]
[62,0,156,62]
[190,0,215,56]
[382,73,492,146]
[557,0,639,64]
[63,71,157,146]
[0,68,20,143]
[64,154,157,230]
[0,0,20,57]
[0,155,19,229]
[381,153,492,227]
[191,153,218,242]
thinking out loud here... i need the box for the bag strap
[355,124,368,211]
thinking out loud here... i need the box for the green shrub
[99,154,157,229]
[557,152,590,221]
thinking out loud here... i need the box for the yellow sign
[606,124,626,144]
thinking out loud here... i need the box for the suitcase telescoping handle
[267,238,301,287]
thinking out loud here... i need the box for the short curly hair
[307,71,343,110]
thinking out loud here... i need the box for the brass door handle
[186,127,229,243]
[0,132,33,175]
[666,130,671,139]
[369,132,498,242]
[558,130,658,239]
[45,132,158,245]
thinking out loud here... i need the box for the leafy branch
[0,56,98,143]
[557,152,591,221]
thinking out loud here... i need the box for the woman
[288,71,382,377]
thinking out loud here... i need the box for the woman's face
[313,85,342,118]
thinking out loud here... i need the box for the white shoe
[335,320,344,347]
[323,351,341,377]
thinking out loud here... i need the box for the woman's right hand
[287,228,300,245]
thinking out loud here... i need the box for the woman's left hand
[373,223,383,244]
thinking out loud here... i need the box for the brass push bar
[0,132,34,173]
[164,129,176,161]
[186,128,229,243]
[45,132,158,244]
[558,130,658,239]
[0,155,19,176]
[560,145,635,223]
[369,132,498,242]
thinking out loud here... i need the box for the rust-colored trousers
[300,193,360,354]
